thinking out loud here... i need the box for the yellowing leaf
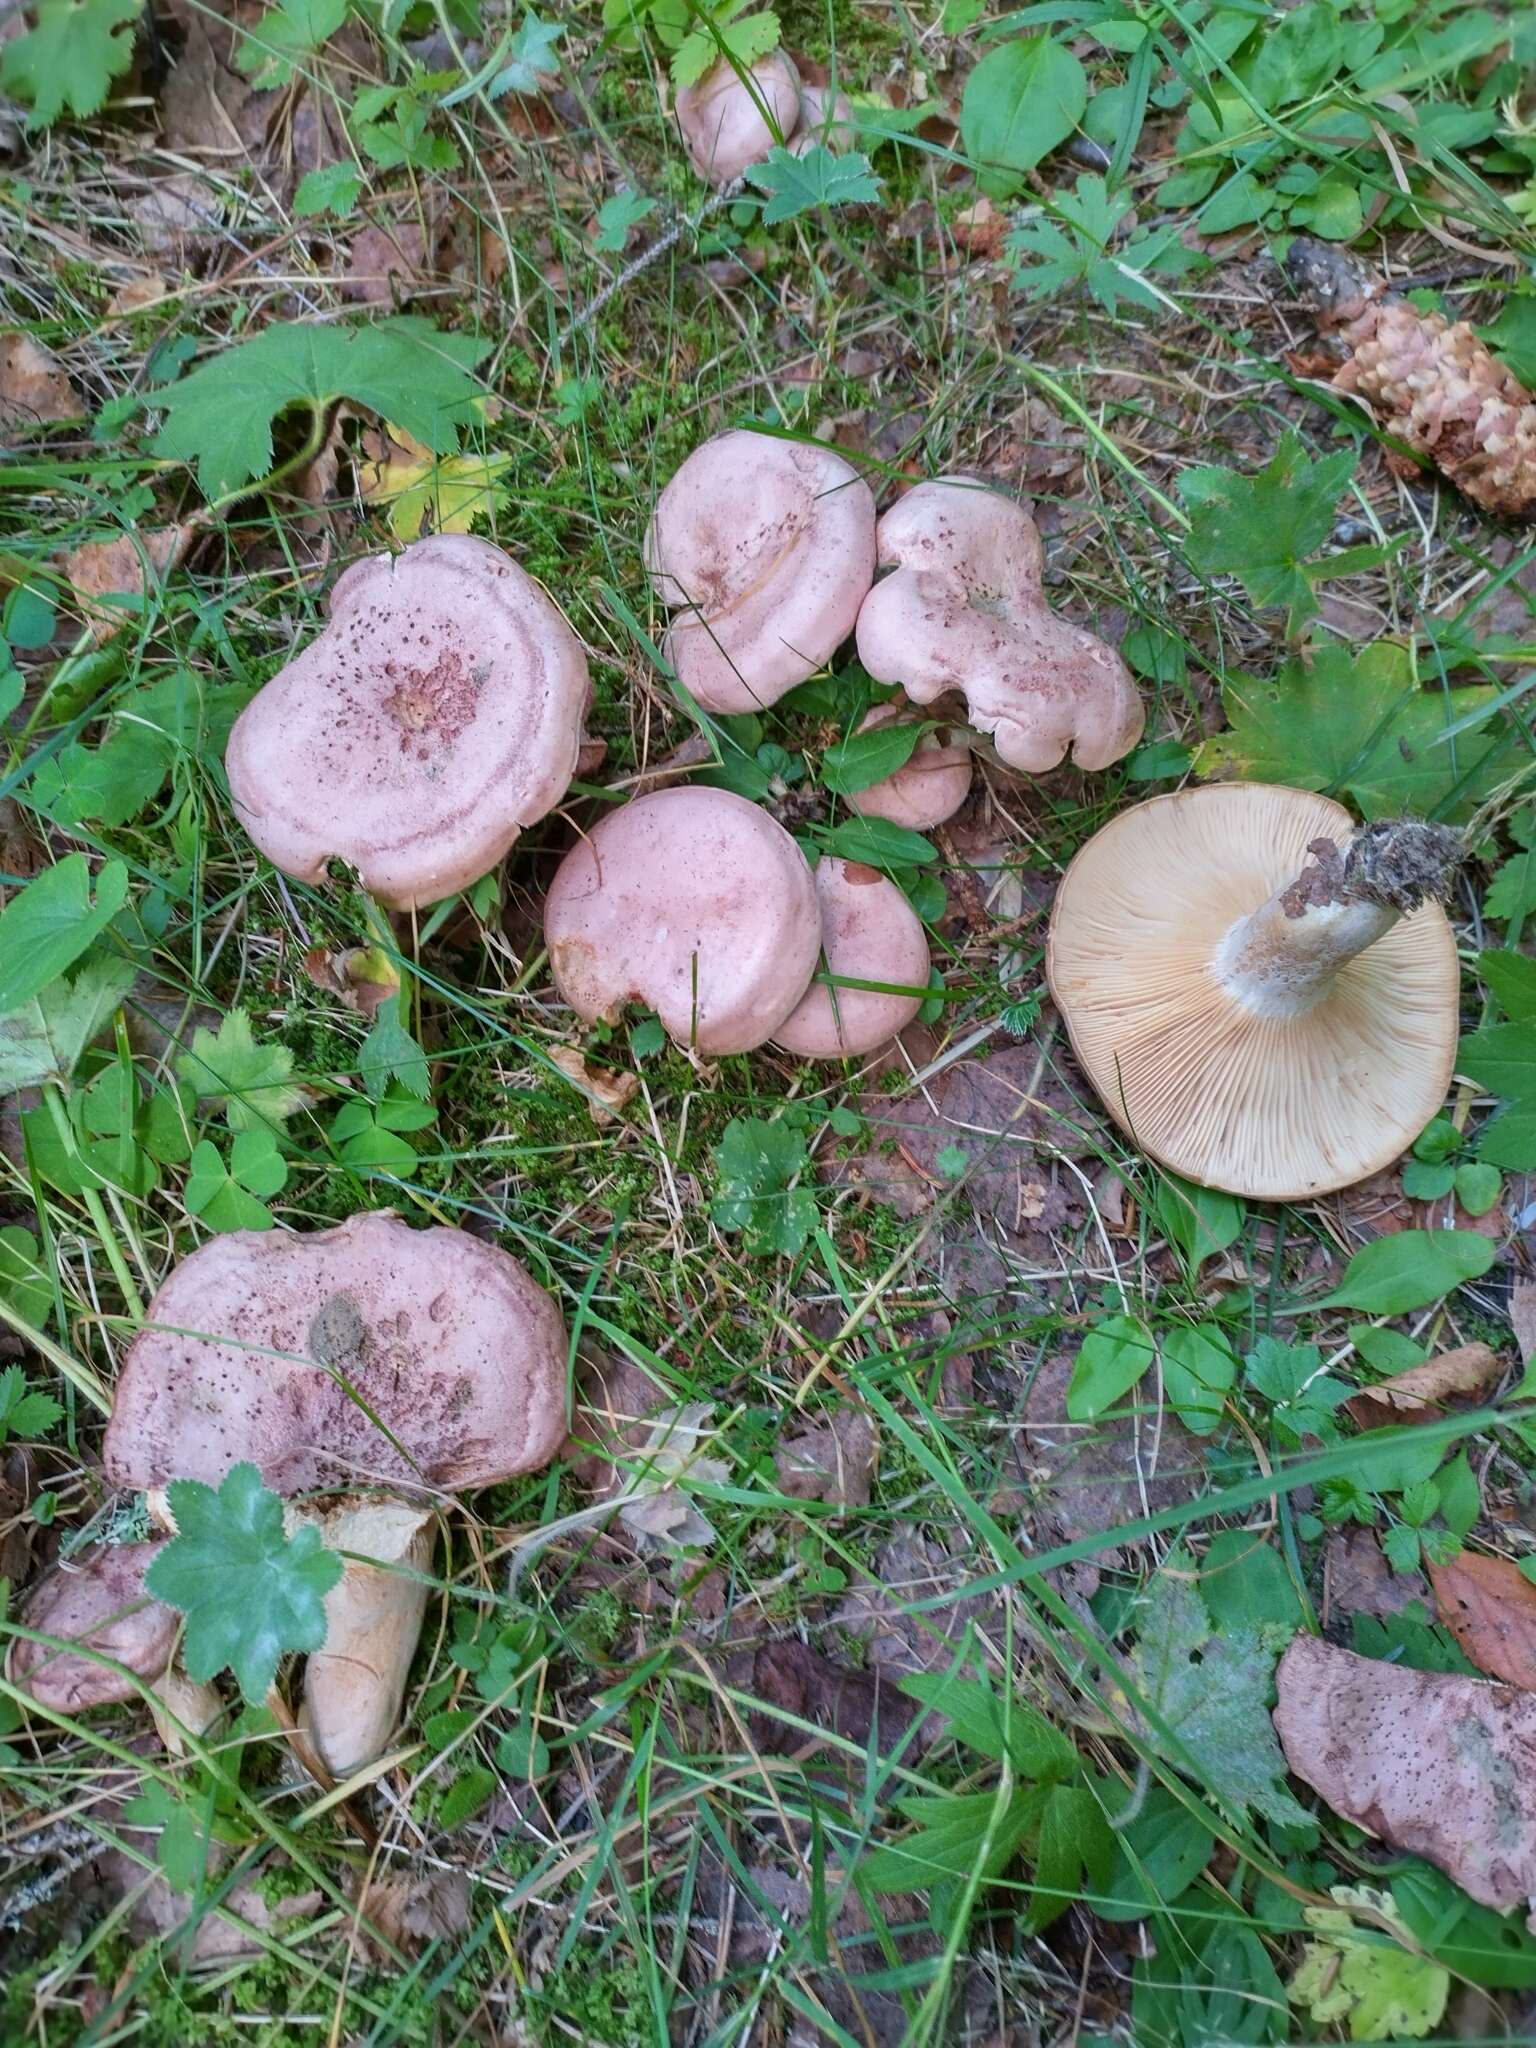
[1289,1886,1449,2040]
[360,421,513,543]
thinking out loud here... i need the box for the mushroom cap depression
[846,705,972,831]
[855,477,1143,772]
[225,535,590,911]
[1045,783,1459,1200]
[645,432,875,714]
[103,1212,569,1495]
[675,50,802,185]
[8,1543,175,1712]
[773,858,932,1059]
[545,786,822,1056]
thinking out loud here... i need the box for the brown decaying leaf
[61,528,195,645]
[1273,1634,1536,1929]
[547,1046,639,1124]
[340,222,434,306]
[749,1640,919,1757]
[0,335,79,431]
[1324,1527,1430,1622]
[1344,1341,1503,1430]
[348,1868,470,1960]
[1513,1281,1536,1368]
[301,944,398,1019]
[1428,1549,1536,1691]
[773,1410,877,1508]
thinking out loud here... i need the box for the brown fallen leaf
[301,944,399,1019]
[1513,1281,1536,1368]
[547,1046,639,1125]
[1344,1341,1503,1430]
[349,1867,469,1959]
[1324,1527,1430,1622]
[750,1640,920,1757]
[61,527,195,644]
[340,220,433,306]
[0,335,79,432]
[1274,1633,1536,1928]
[1428,1549,1536,1691]
[773,1410,877,1508]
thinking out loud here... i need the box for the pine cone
[1333,298,1536,519]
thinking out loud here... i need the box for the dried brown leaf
[1324,1527,1429,1622]
[61,527,194,645]
[0,335,79,432]
[547,1046,639,1125]
[1273,1634,1536,1929]
[350,1868,470,1959]
[300,944,398,1019]
[773,1410,877,1508]
[339,221,433,306]
[1344,1341,1503,1430]
[1513,1281,1536,1368]
[1428,1549,1536,1691]
[749,1640,919,1756]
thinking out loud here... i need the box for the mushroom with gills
[772,858,932,1059]
[1044,785,1462,1200]
[674,51,802,186]
[295,1496,434,1780]
[544,786,823,1055]
[8,1541,218,1740]
[225,534,591,912]
[845,704,972,831]
[855,477,1143,773]
[645,432,876,715]
[102,1209,569,1496]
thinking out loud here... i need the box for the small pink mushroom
[855,478,1144,773]
[102,1211,569,1496]
[846,704,972,832]
[544,787,822,1055]
[772,858,931,1059]
[675,51,802,186]
[226,535,591,911]
[645,431,875,714]
[8,1543,177,1712]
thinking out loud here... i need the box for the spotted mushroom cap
[674,50,802,186]
[645,432,876,714]
[1045,783,1459,1199]
[544,786,822,1055]
[846,704,972,831]
[225,535,590,911]
[855,477,1143,773]
[8,1543,175,1712]
[102,1212,569,1495]
[772,857,932,1059]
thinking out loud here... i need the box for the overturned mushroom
[103,1210,569,1495]
[675,50,802,186]
[855,478,1143,772]
[772,858,931,1059]
[1045,786,1460,1199]
[545,786,822,1055]
[225,534,590,911]
[296,1496,434,1779]
[846,704,972,831]
[9,1543,181,1714]
[645,432,876,714]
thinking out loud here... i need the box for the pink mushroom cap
[645,431,876,715]
[675,50,802,186]
[855,478,1144,773]
[225,535,591,911]
[772,857,931,1058]
[102,1211,569,1497]
[846,704,973,831]
[544,786,822,1056]
[8,1543,175,1712]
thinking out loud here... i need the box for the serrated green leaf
[593,189,656,252]
[0,953,137,1095]
[0,0,139,127]
[150,317,489,500]
[122,1780,213,1895]
[710,1115,816,1256]
[233,0,348,87]
[0,856,129,1013]
[1179,432,1354,628]
[1484,811,1536,925]
[1194,641,1502,821]
[178,1010,303,1130]
[358,995,431,1101]
[899,1669,1077,1779]
[0,1364,64,1444]
[1290,1888,1449,2039]
[1478,947,1536,1021]
[671,4,779,87]
[146,1462,341,1701]
[294,161,364,218]
[747,145,881,224]
[489,7,564,95]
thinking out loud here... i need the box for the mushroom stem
[1214,820,1462,1019]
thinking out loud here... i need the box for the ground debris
[773,1409,877,1507]
[1427,1549,1536,1691]
[1274,1634,1536,1928]
[1344,1341,1504,1429]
